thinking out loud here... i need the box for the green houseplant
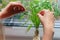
[22,0,60,40]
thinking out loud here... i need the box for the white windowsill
[3,26,60,38]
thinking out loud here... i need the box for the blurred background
[0,0,60,40]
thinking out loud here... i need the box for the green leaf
[27,24,32,32]
[54,3,60,17]
[10,0,17,2]
[34,0,40,1]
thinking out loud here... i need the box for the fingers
[13,2,25,12]
[41,9,54,17]
[9,2,22,5]
[13,5,25,13]
[38,9,53,16]
[39,9,50,16]
[9,2,25,13]
[37,13,43,21]
[37,9,54,20]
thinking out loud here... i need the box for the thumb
[37,13,43,20]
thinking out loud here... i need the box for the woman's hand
[0,2,25,19]
[5,2,25,14]
[38,9,54,30]
[38,9,55,40]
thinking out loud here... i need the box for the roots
[33,29,40,40]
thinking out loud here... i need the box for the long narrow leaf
[27,24,32,32]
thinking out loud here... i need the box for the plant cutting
[20,0,60,40]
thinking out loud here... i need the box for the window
[2,0,60,28]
